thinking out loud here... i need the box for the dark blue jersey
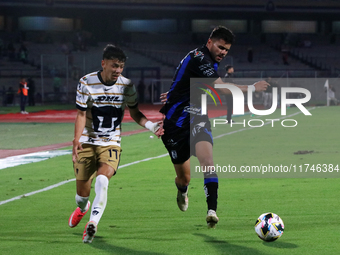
[160,45,220,129]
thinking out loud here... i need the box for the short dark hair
[103,44,127,62]
[225,65,233,71]
[209,26,235,45]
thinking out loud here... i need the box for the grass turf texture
[0,104,75,114]
[0,106,339,254]
[191,106,339,178]
[0,122,145,149]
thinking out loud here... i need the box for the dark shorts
[162,118,213,164]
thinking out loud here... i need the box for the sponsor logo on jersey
[94,95,123,102]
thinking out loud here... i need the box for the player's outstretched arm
[128,106,164,138]
[72,109,86,163]
[214,77,270,94]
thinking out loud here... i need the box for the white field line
[0,150,72,170]
[0,108,316,206]
[0,153,168,206]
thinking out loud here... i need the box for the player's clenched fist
[254,80,270,92]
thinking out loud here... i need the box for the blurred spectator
[148,83,152,103]
[53,76,61,101]
[263,77,279,109]
[71,66,79,80]
[247,47,253,63]
[19,43,28,64]
[266,0,276,11]
[137,79,146,103]
[154,81,160,102]
[326,85,338,106]
[61,39,70,54]
[73,31,87,52]
[36,92,42,104]
[281,44,290,65]
[223,65,234,123]
[1,86,6,106]
[17,77,29,114]
[68,52,74,68]
[27,77,35,106]
[6,87,15,106]
[303,40,312,48]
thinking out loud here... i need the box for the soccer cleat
[206,209,219,229]
[82,221,97,243]
[177,190,189,211]
[68,201,90,228]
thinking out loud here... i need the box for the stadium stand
[1,0,340,105]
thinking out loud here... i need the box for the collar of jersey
[97,70,117,86]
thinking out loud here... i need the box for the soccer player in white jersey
[68,44,163,243]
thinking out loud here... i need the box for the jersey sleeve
[124,82,138,108]
[190,50,219,79]
[76,78,89,111]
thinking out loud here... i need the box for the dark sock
[176,182,188,193]
[204,172,218,211]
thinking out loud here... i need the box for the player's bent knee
[199,159,215,169]
[97,163,116,180]
[176,175,190,186]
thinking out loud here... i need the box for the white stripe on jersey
[76,71,137,147]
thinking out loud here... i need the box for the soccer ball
[255,212,284,242]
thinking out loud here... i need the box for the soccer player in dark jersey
[160,26,269,228]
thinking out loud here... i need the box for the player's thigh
[96,145,122,178]
[161,127,190,164]
[191,120,214,167]
[195,141,214,167]
[73,144,97,181]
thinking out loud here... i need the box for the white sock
[90,175,109,225]
[75,194,89,213]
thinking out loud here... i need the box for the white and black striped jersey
[76,71,137,147]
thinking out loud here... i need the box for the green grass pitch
[0,106,339,254]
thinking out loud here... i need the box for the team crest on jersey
[194,50,204,60]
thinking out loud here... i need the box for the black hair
[209,26,235,45]
[225,65,233,71]
[102,44,127,62]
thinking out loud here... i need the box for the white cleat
[177,190,189,211]
[82,221,97,243]
[206,209,219,228]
